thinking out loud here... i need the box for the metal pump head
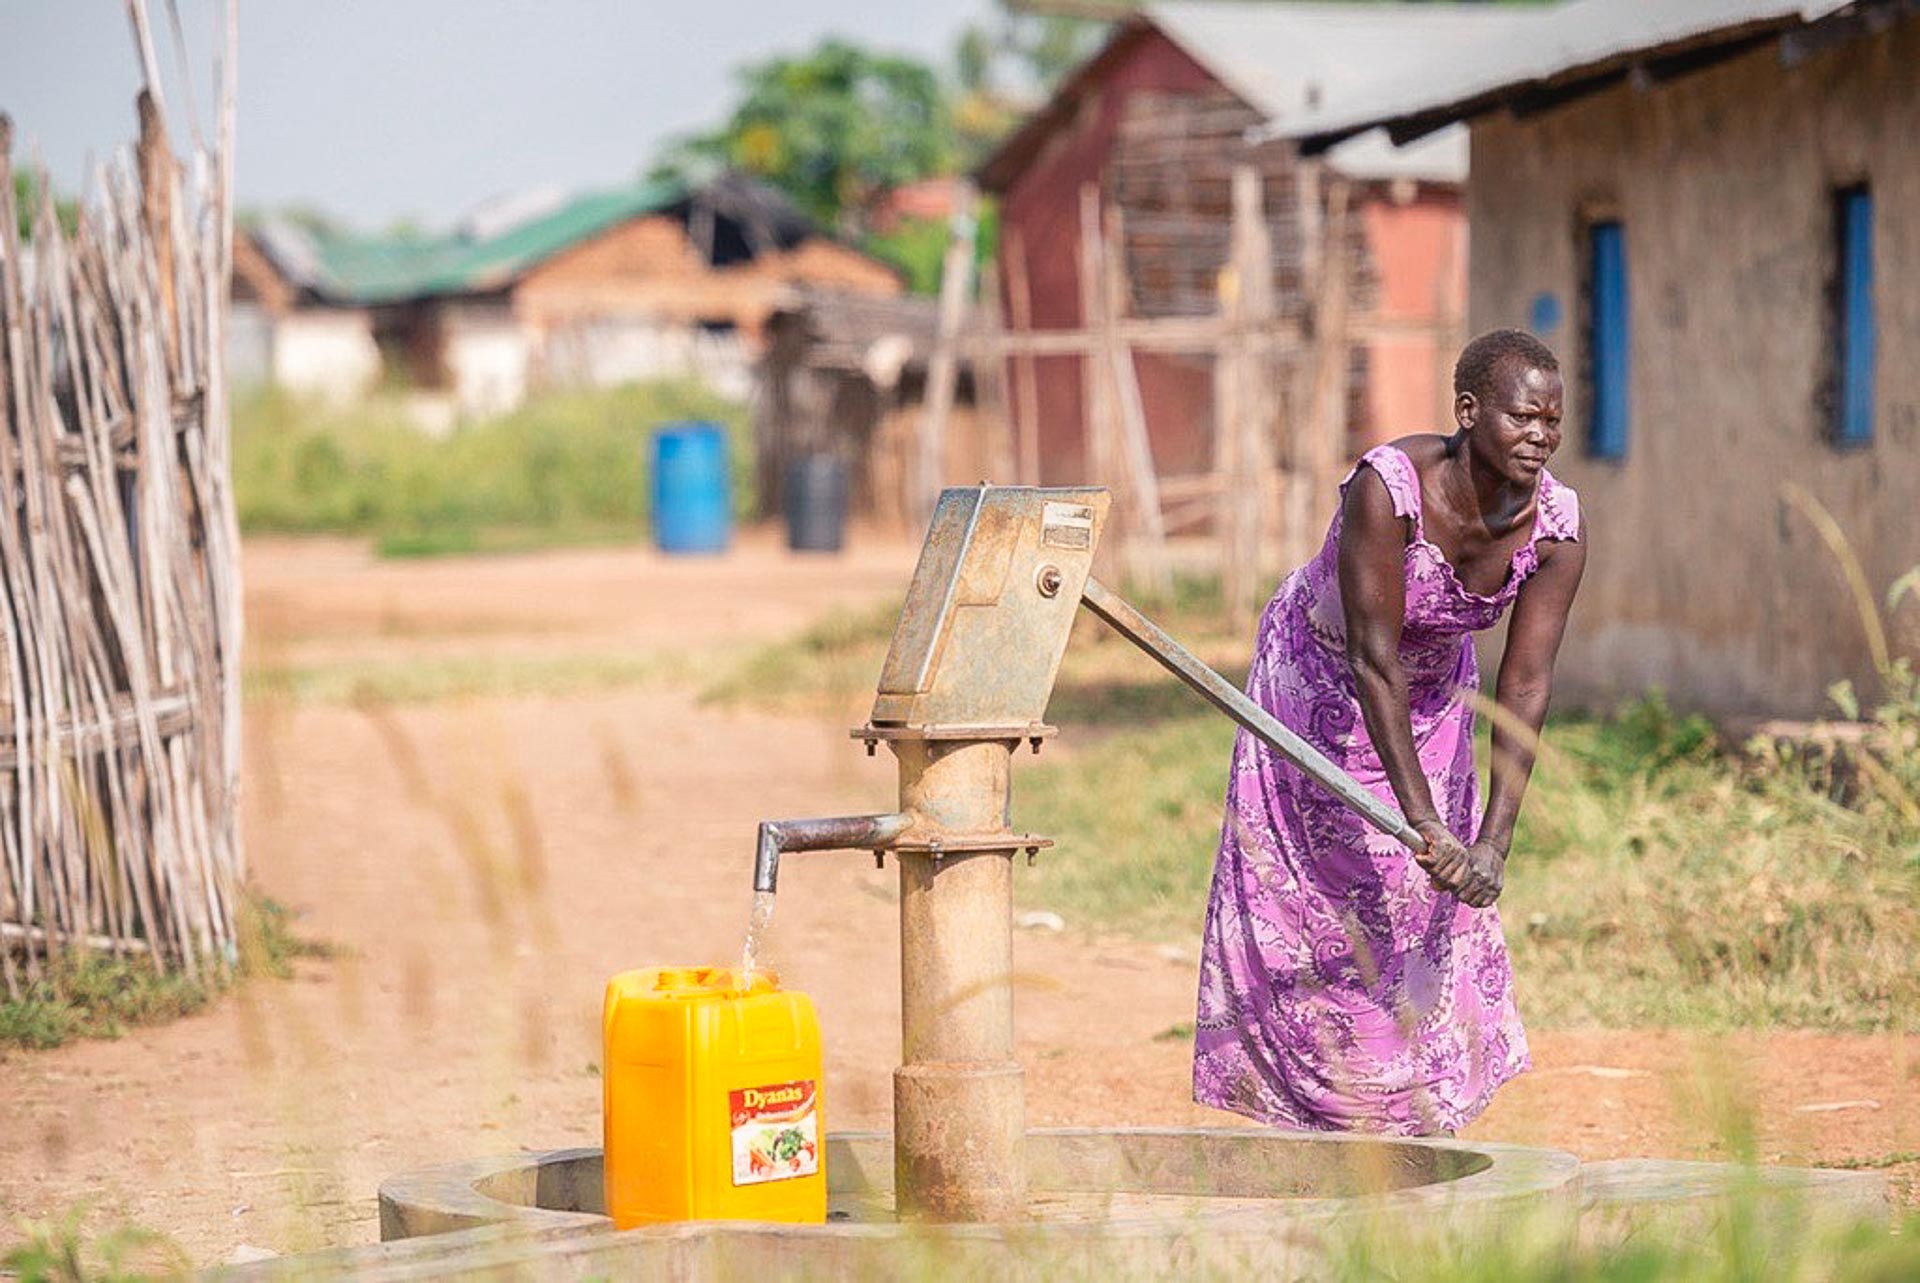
[868,486,1110,732]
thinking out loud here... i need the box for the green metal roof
[300,179,686,303]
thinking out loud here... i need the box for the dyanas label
[730,1079,819,1186]
[1041,501,1095,551]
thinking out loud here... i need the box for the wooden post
[913,180,978,524]
[1076,186,1114,497]
[1219,164,1277,631]
[1301,174,1355,544]
[1003,230,1043,485]
[1102,206,1172,599]
[974,259,1017,484]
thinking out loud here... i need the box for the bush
[0,894,328,1050]
[233,380,752,552]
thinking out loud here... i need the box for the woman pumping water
[1193,329,1587,1135]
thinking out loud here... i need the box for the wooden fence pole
[974,257,1017,484]
[1003,230,1043,485]
[1221,164,1278,631]
[913,179,978,524]
[1301,175,1355,544]
[1101,206,1171,599]
[1076,185,1115,496]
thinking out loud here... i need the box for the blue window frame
[1834,185,1875,446]
[1585,220,1630,460]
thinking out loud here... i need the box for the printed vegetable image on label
[730,1079,819,1186]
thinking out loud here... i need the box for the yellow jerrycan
[603,966,826,1227]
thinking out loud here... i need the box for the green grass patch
[1501,691,1919,1030]
[701,599,901,716]
[1012,690,1920,1031]
[1327,1203,1920,1282]
[234,379,750,556]
[0,894,329,1051]
[2,1206,189,1281]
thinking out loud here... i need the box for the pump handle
[1078,576,1425,852]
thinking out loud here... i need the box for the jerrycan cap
[649,966,778,997]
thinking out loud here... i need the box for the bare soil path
[2,534,1913,1265]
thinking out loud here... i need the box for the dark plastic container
[651,423,731,554]
[784,454,847,554]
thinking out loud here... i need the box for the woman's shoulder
[1536,466,1582,542]
[1364,435,1450,485]
[1357,435,1447,497]
[1379,432,1451,461]
[1347,435,1441,525]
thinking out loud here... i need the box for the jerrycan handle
[651,966,774,997]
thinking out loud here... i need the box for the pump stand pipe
[752,813,912,894]
[1078,575,1427,852]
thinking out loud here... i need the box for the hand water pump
[750,486,1422,1222]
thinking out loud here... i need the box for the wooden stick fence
[0,0,242,992]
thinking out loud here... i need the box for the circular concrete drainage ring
[362,1128,1581,1278]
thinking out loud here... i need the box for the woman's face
[1460,359,1564,486]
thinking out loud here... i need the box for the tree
[653,39,955,238]
[951,2,1107,167]
[13,172,80,244]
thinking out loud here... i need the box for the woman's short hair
[1453,329,1559,401]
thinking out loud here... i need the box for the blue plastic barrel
[650,423,731,554]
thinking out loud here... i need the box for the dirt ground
[2,531,1914,1266]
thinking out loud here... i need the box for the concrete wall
[438,300,531,420]
[1466,19,1920,718]
[271,308,381,404]
[227,300,273,388]
[542,318,752,401]
[1360,189,1467,438]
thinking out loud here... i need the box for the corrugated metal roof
[1280,0,1857,147]
[1149,1,1549,183]
[1147,1,1545,136]
[284,181,684,303]
[334,180,687,303]
[1323,126,1468,185]
[978,2,1539,190]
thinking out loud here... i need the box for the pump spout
[753,813,911,894]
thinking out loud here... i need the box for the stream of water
[740,889,777,979]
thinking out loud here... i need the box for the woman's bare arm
[1477,516,1588,865]
[1337,466,1470,889]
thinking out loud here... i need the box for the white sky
[0,0,993,231]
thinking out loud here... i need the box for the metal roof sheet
[1323,125,1468,185]
[262,180,684,304]
[978,2,1539,190]
[1147,1,1546,137]
[1279,0,1857,146]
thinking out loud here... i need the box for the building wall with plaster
[269,308,381,404]
[1466,19,1920,717]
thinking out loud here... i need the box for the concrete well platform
[237,1128,1580,1279]
[218,1130,1889,1280]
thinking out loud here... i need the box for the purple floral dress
[1192,443,1580,1135]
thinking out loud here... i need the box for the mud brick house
[976,1,1525,492]
[233,173,901,421]
[1291,0,1919,717]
